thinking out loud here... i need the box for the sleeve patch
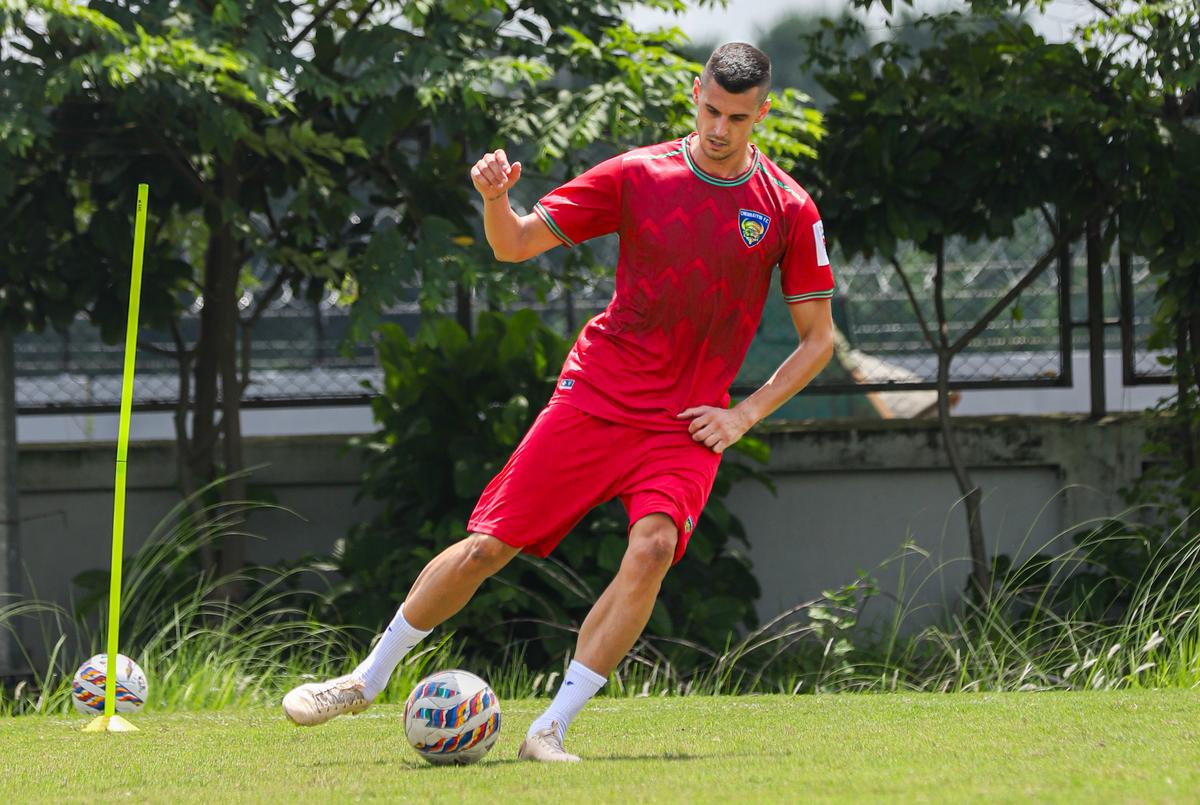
[813,220,830,267]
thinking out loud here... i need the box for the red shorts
[468,401,721,564]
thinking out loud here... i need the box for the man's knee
[462,533,519,574]
[626,515,679,572]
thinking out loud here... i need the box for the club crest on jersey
[738,209,770,248]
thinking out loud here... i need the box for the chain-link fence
[12,221,1171,414]
[1121,255,1173,384]
[14,284,410,412]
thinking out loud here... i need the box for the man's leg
[398,533,521,630]
[284,533,517,725]
[351,533,519,694]
[521,513,677,759]
[573,513,677,673]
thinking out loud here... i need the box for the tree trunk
[0,329,21,674]
[1187,282,1200,479]
[215,162,247,597]
[190,209,224,578]
[192,158,248,597]
[1085,215,1106,418]
[1179,318,1197,479]
[932,237,989,598]
[456,281,472,335]
[937,353,989,598]
[170,324,211,570]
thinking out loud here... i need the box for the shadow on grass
[395,750,794,769]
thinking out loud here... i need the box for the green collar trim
[682,135,760,187]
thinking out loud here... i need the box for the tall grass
[0,480,464,716]
[4,489,1198,715]
[576,508,1200,698]
[850,512,1200,693]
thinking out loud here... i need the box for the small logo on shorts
[559,379,575,389]
[684,516,694,534]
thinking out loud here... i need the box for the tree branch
[0,188,32,230]
[289,0,342,49]
[259,184,282,240]
[1038,203,1059,238]
[240,323,254,394]
[1084,0,1117,18]
[244,268,294,330]
[933,235,949,351]
[949,210,1096,355]
[347,0,383,40]
[136,339,187,358]
[147,128,220,207]
[889,257,937,348]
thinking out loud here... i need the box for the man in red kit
[283,43,835,762]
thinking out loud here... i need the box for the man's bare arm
[470,148,561,262]
[679,298,835,453]
[734,298,835,424]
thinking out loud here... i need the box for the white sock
[527,660,607,742]
[352,604,432,700]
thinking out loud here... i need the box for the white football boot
[517,721,581,762]
[282,674,370,726]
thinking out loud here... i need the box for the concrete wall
[730,415,1148,628]
[5,414,1149,674]
[15,435,380,610]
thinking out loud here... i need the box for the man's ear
[693,76,702,104]
[756,97,772,124]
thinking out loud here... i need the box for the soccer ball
[71,653,149,716]
[403,669,501,766]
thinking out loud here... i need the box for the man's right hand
[470,149,523,202]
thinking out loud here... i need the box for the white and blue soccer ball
[403,669,501,766]
[71,653,149,716]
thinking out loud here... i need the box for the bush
[330,311,768,669]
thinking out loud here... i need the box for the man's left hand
[677,405,754,454]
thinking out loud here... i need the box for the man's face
[692,76,771,163]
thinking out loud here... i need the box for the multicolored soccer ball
[403,669,501,766]
[71,653,149,716]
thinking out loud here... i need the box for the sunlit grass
[4,693,1199,803]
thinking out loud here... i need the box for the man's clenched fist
[470,149,522,202]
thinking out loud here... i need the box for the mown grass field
[3,691,1198,803]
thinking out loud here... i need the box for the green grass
[4,692,1198,803]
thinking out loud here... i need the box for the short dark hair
[702,43,772,98]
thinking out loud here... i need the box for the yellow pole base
[83,714,140,733]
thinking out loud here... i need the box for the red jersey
[534,134,834,431]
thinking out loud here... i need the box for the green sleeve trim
[784,288,835,304]
[534,203,575,248]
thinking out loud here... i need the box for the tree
[0,1,737,592]
[1083,1,1200,523]
[753,11,872,108]
[807,10,1150,594]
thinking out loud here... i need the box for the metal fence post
[0,329,20,677]
[1086,216,1106,418]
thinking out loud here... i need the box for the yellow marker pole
[84,184,148,734]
